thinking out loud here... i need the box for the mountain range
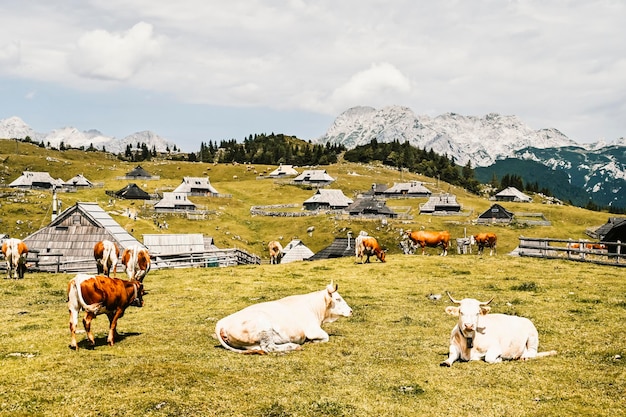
[2,107,626,209]
[0,116,177,154]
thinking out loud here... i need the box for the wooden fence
[517,236,626,267]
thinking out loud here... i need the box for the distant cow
[215,281,352,354]
[406,230,451,256]
[1,238,29,279]
[440,293,557,367]
[268,241,283,264]
[67,274,145,349]
[94,240,120,277]
[473,232,497,256]
[355,235,386,263]
[570,242,606,251]
[121,245,151,281]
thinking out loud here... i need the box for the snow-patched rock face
[0,116,177,154]
[318,106,578,167]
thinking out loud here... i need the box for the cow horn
[479,297,494,306]
[446,292,461,304]
[327,280,338,293]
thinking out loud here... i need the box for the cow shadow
[72,332,142,350]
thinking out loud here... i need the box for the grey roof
[64,174,93,187]
[173,177,219,195]
[115,183,151,200]
[268,164,299,177]
[9,171,64,188]
[125,165,153,178]
[477,203,514,220]
[495,187,532,202]
[419,193,461,213]
[280,239,315,264]
[347,197,397,217]
[303,189,353,209]
[383,181,431,196]
[308,238,354,260]
[22,202,144,271]
[154,192,196,210]
[144,233,207,256]
[293,169,335,183]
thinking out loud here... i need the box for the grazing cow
[570,242,606,250]
[67,274,145,349]
[406,230,451,256]
[268,241,283,264]
[121,245,151,281]
[1,238,29,279]
[440,293,557,367]
[94,240,120,277]
[215,281,352,354]
[355,235,386,263]
[473,232,497,256]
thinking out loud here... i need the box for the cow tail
[72,275,102,314]
[214,322,250,354]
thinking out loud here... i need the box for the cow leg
[440,345,461,367]
[106,309,125,345]
[83,313,96,347]
[259,329,301,353]
[304,327,330,344]
[484,347,503,363]
[68,308,80,350]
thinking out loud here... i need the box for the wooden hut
[381,181,431,198]
[173,177,220,196]
[64,174,93,188]
[347,197,398,218]
[419,193,461,214]
[494,187,532,202]
[113,183,151,200]
[594,217,626,254]
[280,240,315,264]
[476,203,514,224]
[293,169,335,187]
[22,202,145,273]
[154,192,196,212]
[303,189,353,210]
[124,165,154,180]
[268,164,299,178]
[308,237,355,260]
[9,171,64,190]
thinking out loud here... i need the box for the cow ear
[445,306,459,316]
[480,306,491,315]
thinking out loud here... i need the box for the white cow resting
[215,281,352,354]
[440,293,557,367]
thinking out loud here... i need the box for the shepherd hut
[154,192,196,212]
[173,177,220,196]
[113,183,151,200]
[280,240,315,264]
[293,169,335,187]
[303,189,353,210]
[9,171,64,190]
[476,203,514,224]
[494,187,532,202]
[22,202,145,273]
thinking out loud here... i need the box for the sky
[0,0,624,152]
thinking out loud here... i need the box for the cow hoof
[439,361,451,367]
[69,344,78,351]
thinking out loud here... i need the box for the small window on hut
[72,215,81,224]
[491,208,499,213]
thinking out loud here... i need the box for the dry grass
[1,255,624,417]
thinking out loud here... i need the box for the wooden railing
[517,236,626,267]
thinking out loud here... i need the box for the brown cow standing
[120,245,151,281]
[67,274,144,349]
[94,240,120,277]
[355,235,386,263]
[406,230,451,256]
[473,232,497,256]
[268,241,283,264]
[2,238,29,279]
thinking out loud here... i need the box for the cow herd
[2,233,557,366]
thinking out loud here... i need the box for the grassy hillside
[0,139,611,261]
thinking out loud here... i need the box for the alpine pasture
[0,141,624,416]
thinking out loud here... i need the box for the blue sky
[1,0,624,152]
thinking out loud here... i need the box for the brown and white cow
[215,281,352,354]
[355,235,386,263]
[440,293,557,367]
[94,240,120,277]
[121,245,151,282]
[1,238,29,279]
[268,241,283,264]
[406,230,451,256]
[473,232,497,256]
[67,274,145,349]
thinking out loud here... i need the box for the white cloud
[0,42,20,66]
[68,22,161,81]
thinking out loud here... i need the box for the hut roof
[595,217,626,241]
[125,165,153,178]
[419,193,461,213]
[293,169,335,184]
[347,197,397,217]
[477,203,514,220]
[64,174,93,187]
[495,187,532,202]
[308,237,354,260]
[9,171,64,189]
[280,239,315,264]
[154,192,196,210]
[173,177,219,195]
[303,189,353,208]
[268,164,299,177]
[383,181,431,197]
[115,183,151,200]
[143,233,208,256]
[22,202,144,271]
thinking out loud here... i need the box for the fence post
[617,240,621,264]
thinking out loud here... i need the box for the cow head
[445,292,493,347]
[324,281,353,323]
[130,281,145,308]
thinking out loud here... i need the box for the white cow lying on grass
[215,281,352,354]
[440,292,557,366]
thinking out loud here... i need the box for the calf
[2,238,29,279]
[121,245,151,281]
[268,241,283,264]
[215,281,352,354]
[355,235,386,263]
[94,240,120,277]
[440,293,556,366]
[67,274,144,349]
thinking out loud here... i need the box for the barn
[268,164,299,178]
[594,217,626,254]
[494,187,532,202]
[173,176,220,196]
[64,174,93,188]
[419,193,461,214]
[476,203,514,224]
[381,181,431,198]
[280,240,315,264]
[22,202,145,273]
[9,171,64,190]
[347,197,398,218]
[154,192,196,212]
[293,169,335,187]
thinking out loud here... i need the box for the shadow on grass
[71,332,142,350]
